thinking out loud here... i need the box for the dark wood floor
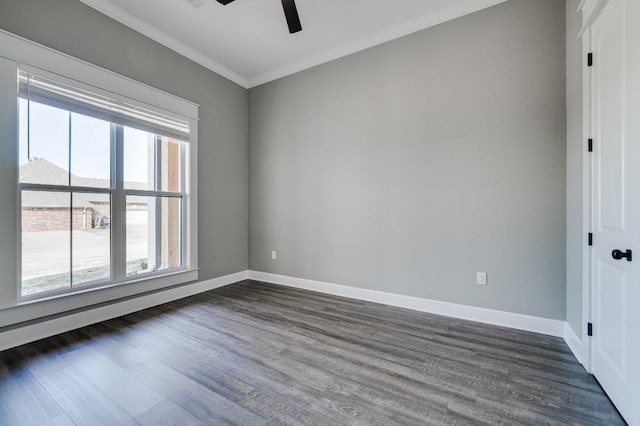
[0,280,624,425]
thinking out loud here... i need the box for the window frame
[17,112,189,299]
[0,30,199,322]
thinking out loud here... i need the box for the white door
[591,0,640,423]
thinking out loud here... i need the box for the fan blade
[281,0,302,34]
[217,0,235,4]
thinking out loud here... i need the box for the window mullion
[181,141,187,270]
[154,136,162,272]
[27,100,30,160]
[113,124,126,281]
[68,111,73,288]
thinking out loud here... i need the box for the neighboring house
[20,158,144,232]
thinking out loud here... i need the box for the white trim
[0,32,200,327]
[0,271,247,352]
[248,271,565,337]
[74,0,507,89]
[578,0,609,37]
[582,27,593,372]
[247,0,508,87]
[578,0,589,12]
[0,30,199,120]
[2,270,588,367]
[564,322,586,365]
[76,0,247,88]
[186,118,199,275]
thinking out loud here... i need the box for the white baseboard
[248,271,565,337]
[563,322,585,365]
[2,269,581,366]
[0,271,248,352]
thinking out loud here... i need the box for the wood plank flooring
[0,280,625,425]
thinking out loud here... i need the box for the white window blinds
[18,68,190,141]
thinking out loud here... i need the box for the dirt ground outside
[21,212,149,296]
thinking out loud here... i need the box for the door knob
[612,249,632,261]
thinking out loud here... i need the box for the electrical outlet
[476,272,487,285]
[107,292,120,300]
[271,250,277,260]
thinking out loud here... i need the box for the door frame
[575,0,600,374]
[579,2,640,423]
[577,0,610,376]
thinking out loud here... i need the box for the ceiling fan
[216,0,302,34]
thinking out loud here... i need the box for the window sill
[0,269,199,328]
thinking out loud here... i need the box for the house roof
[20,158,147,213]
[20,157,72,187]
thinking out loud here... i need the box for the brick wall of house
[22,207,101,232]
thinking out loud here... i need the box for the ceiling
[77,0,507,88]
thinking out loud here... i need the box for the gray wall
[0,59,18,307]
[565,0,584,335]
[0,0,249,282]
[0,0,570,324]
[249,0,567,319]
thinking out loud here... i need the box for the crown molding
[76,0,249,88]
[77,0,507,89]
[247,0,508,87]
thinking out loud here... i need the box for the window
[18,67,195,299]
